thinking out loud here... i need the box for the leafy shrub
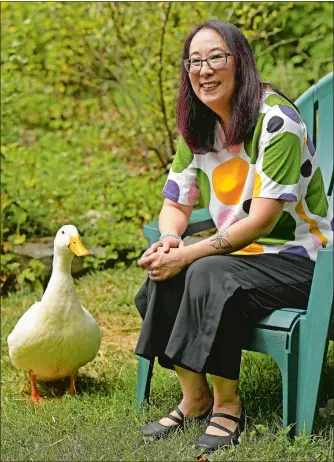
[1,2,333,163]
[1,1,333,292]
[1,133,166,293]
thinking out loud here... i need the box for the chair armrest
[143,208,215,245]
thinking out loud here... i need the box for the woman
[135,20,333,453]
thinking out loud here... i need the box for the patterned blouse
[162,91,333,261]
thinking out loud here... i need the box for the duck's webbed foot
[67,375,77,395]
[28,371,46,404]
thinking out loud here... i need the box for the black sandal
[195,409,246,453]
[141,404,213,440]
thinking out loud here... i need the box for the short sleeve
[254,104,307,203]
[162,137,200,206]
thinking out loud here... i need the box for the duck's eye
[62,231,65,235]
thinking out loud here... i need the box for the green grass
[1,266,333,461]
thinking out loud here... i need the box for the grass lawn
[1,265,333,461]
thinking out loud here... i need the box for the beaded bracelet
[159,232,182,242]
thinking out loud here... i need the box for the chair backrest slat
[295,73,333,331]
[317,75,334,197]
[295,72,334,199]
[295,86,316,148]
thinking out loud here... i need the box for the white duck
[7,225,102,403]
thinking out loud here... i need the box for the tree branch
[147,146,166,167]
[158,2,174,162]
[256,34,326,57]
[109,2,130,46]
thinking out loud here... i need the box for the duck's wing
[81,305,100,325]
[7,301,44,355]
[8,302,42,337]
[80,305,102,344]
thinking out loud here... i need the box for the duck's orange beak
[69,235,90,256]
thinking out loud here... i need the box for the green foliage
[1,2,333,160]
[1,134,166,293]
[16,259,45,291]
[1,1,333,292]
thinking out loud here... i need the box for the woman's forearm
[159,201,192,237]
[181,216,270,266]
[180,197,284,265]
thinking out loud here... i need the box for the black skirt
[135,253,315,380]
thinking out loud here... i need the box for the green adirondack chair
[136,72,334,437]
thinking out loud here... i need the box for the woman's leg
[164,254,315,376]
[207,376,241,435]
[159,366,213,426]
[160,368,242,435]
[138,253,314,441]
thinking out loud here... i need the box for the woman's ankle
[180,393,213,417]
[213,395,241,414]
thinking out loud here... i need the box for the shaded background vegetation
[1,1,333,293]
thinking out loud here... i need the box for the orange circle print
[212,158,249,205]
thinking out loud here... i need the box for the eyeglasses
[183,52,233,74]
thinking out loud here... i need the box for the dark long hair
[176,20,295,152]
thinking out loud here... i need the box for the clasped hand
[137,237,186,281]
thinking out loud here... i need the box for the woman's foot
[195,399,245,452]
[159,395,213,427]
[205,400,241,436]
[141,395,213,440]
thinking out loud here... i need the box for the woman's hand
[138,236,185,261]
[137,246,187,281]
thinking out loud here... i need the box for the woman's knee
[185,257,217,300]
[185,255,237,285]
[184,256,231,304]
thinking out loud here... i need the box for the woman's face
[188,28,235,118]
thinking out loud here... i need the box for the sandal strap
[210,412,241,423]
[164,405,185,424]
[208,421,234,435]
[165,413,183,424]
[174,406,185,421]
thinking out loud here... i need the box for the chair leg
[280,350,298,437]
[276,329,299,437]
[136,357,154,412]
[295,336,331,435]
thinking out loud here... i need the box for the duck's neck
[51,248,74,274]
[42,248,75,302]
[51,247,74,278]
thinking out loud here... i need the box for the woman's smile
[201,81,221,91]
